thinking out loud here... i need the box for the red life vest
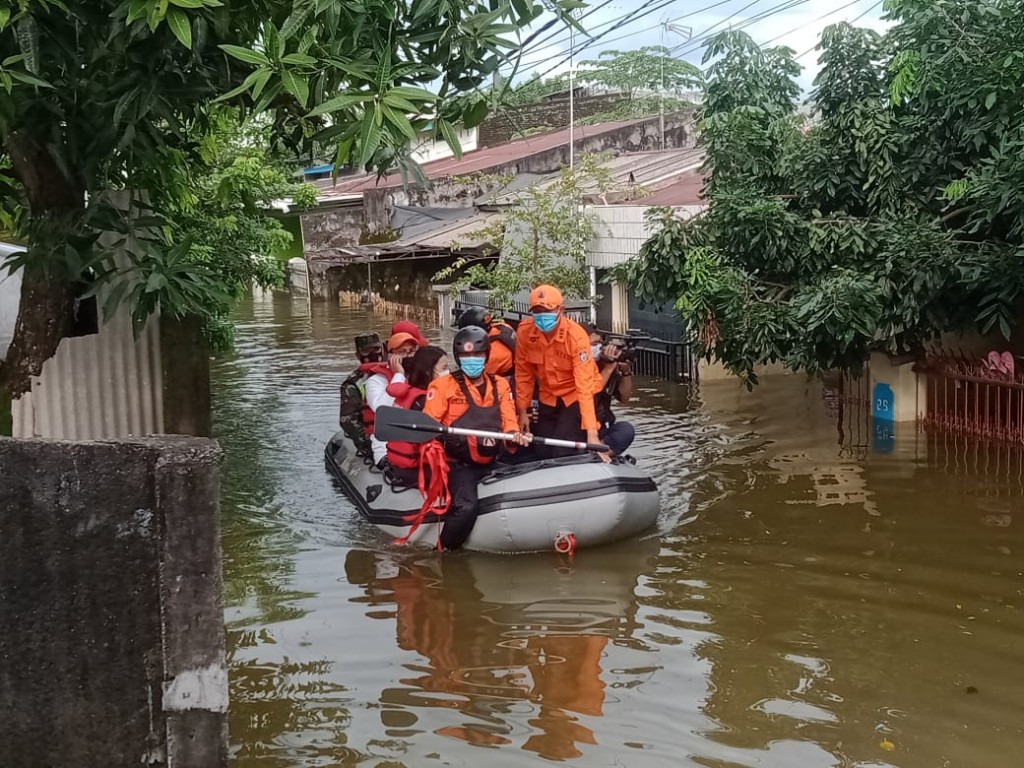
[358,361,393,436]
[386,387,428,469]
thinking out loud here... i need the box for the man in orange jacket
[515,284,607,461]
[457,306,516,380]
[424,326,530,550]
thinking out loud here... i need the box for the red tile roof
[315,118,659,197]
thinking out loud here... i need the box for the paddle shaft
[396,420,610,452]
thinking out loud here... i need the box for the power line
[529,0,684,80]
[515,0,738,76]
[516,0,621,59]
[794,0,883,60]
[759,0,866,48]
[668,0,810,58]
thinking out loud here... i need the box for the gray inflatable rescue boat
[324,431,661,554]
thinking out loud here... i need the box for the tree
[0,0,582,404]
[614,2,1024,387]
[504,72,571,106]
[434,153,637,309]
[578,46,702,102]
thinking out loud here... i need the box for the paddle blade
[373,406,445,444]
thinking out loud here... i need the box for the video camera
[607,328,650,364]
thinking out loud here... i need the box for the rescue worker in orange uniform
[515,285,607,461]
[424,326,531,550]
[457,306,517,380]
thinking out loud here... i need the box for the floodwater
[216,290,1024,768]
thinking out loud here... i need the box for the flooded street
[216,291,1024,767]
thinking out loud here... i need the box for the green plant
[435,153,630,308]
[0,0,583,401]
[615,5,1024,387]
[578,46,702,102]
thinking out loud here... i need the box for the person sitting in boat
[390,319,429,347]
[456,306,516,381]
[423,326,531,550]
[353,331,384,364]
[338,332,389,457]
[365,330,423,468]
[384,345,449,485]
[514,285,607,462]
[581,323,635,457]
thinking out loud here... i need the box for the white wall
[0,243,25,361]
[410,127,479,165]
[585,204,706,269]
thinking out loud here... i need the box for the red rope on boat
[394,441,451,547]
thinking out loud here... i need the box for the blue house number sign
[872,383,895,453]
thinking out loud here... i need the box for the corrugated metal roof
[481,147,705,205]
[313,117,663,197]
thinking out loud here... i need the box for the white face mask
[436,369,450,378]
[591,344,603,359]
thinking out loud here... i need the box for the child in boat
[423,326,531,551]
[385,345,449,485]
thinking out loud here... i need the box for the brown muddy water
[215,290,1024,767]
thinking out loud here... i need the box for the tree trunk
[0,131,82,401]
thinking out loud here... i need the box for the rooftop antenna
[660,19,693,150]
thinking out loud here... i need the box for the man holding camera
[582,323,636,457]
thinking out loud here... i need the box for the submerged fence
[452,299,697,382]
[917,350,1024,445]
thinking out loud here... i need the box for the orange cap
[387,332,419,352]
[529,284,563,310]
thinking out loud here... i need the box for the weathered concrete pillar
[868,350,926,423]
[161,315,212,438]
[0,435,226,768]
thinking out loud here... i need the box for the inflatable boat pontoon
[324,431,661,553]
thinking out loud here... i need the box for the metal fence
[452,298,697,382]
[916,351,1024,444]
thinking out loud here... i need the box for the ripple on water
[218,293,1024,768]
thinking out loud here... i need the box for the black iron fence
[452,299,697,382]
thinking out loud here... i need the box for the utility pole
[659,20,692,150]
[568,12,576,170]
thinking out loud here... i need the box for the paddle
[374,406,611,452]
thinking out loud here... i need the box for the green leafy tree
[435,153,639,309]
[0,0,582,403]
[504,72,571,106]
[615,2,1024,387]
[578,46,702,102]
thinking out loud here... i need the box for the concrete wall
[309,253,485,308]
[0,435,226,768]
[299,204,364,252]
[478,94,624,147]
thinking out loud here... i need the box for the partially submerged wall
[0,435,226,768]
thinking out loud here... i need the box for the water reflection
[344,541,656,761]
[216,292,1024,768]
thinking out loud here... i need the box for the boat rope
[394,441,451,548]
[553,531,577,557]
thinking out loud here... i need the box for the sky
[503,0,892,94]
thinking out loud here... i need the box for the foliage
[504,72,571,106]
[0,0,583,395]
[578,46,702,102]
[615,4,1024,386]
[434,153,634,309]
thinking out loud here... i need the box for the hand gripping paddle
[374,405,611,452]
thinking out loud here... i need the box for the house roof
[307,208,500,263]
[480,147,705,206]
[313,117,668,198]
[622,167,705,207]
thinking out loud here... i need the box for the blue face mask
[533,312,559,332]
[460,357,486,378]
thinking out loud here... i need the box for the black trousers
[534,399,586,459]
[440,463,489,551]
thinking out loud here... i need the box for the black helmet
[453,325,491,364]
[457,306,492,330]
